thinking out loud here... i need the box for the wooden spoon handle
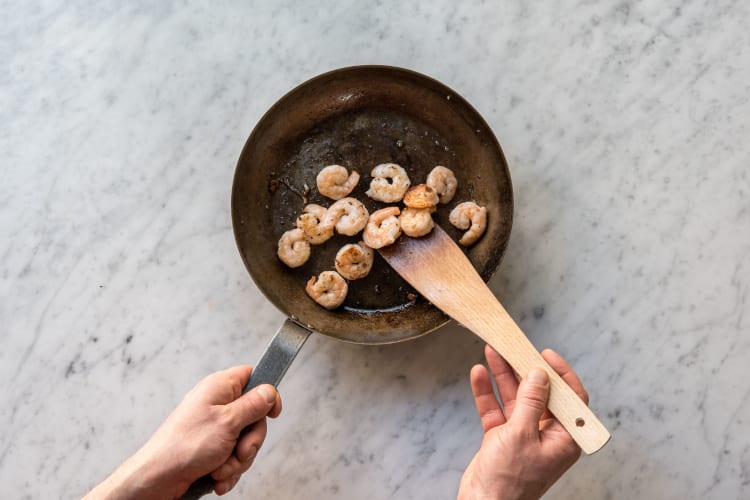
[456,291,611,454]
[379,226,610,454]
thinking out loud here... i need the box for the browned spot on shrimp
[296,204,333,244]
[306,271,348,309]
[335,241,374,280]
[403,184,439,210]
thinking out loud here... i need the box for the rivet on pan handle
[180,319,312,499]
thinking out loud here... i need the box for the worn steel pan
[236,65,512,344]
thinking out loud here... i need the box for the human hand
[458,346,589,500]
[85,366,282,499]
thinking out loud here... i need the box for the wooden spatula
[379,225,611,454]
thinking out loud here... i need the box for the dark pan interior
[232,66,513,344]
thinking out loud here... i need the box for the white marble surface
[2,1,749,498]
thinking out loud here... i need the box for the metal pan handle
[180,318,311,499]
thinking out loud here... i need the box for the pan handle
[180,318,312,499]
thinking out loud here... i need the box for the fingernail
[257,384,276,404]
[215,480,229,495]
[230,477,240,490]
[247,446,258,461]
[528,368,549,385]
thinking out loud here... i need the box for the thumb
[226,384,278,432]
[510,368,550,432]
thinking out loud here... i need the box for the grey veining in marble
[2,1,749,498]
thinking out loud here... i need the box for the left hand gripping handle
[180,319,311,499]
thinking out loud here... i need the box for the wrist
[459,474,537,500]
[85,447,186,500]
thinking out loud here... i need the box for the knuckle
[218,406,240,430]
[242,431,263,449]
[523,391,548,412]
[480,407,503,420]
[213,462,235,481]
[240,456,256,473]
[245,393,268,418]
[229,377,244,399]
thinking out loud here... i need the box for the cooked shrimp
[365,163,411,203]
[296,203,333,244]
[322,197,369,236]
[399,207,434,237]
[449,201,487,246]
[335,241,374,280]
[277,228,311,268]
[426,166,458,204]
[403,184,439,210]
[317,165,360,200]
[306,270,348,309]
[363,206,402,249]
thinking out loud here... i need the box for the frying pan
[183,65,513,498]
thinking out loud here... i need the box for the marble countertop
[2,1,749,498]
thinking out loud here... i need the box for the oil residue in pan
[269,107,467,313]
